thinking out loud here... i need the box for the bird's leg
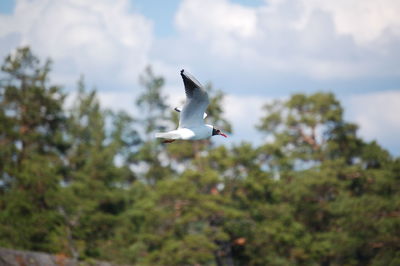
[163,139,176,144]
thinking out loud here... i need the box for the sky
[1,0,399,156]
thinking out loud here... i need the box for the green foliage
[136,66,168,136]
[257,92,363,173]
[1,47,399,266]
[0,47,66,252]
[59,77,139,260]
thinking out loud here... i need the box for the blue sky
[1,0,399,155]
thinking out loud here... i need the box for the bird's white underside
[155,125,213,140]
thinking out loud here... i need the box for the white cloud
[343,90,400,156]
[175,0,257,57]
[174,0,400,79]
[303,0,400,44]
[176,0,257,39]
[97,91,136,113]
[221,94,267,144]
[0,0,153,88]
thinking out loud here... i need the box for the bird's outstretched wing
[174,106,207,119]
[179,69,210,128]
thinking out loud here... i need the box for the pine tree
[134,66,173,184]
[58,78,139,260]
[253,92,400,265]
[257,92,363,173]
[0,47,67,252]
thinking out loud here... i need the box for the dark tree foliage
[0,47,67,252]
[0,47,399,266]
[59,77,139,260]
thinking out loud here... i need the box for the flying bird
[155,69,228,143]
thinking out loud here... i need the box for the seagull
[155,69,228,143]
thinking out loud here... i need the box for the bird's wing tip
[180,69,184,75]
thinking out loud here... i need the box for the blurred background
[1,0,400,154]
[0,0,399,265]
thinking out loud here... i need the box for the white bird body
[155,70,227,142]
[155,125,213,140]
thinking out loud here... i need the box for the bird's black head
[212,127,228,138]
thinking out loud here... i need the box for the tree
[59,77,139,260]
[254,92,400,265]
[257,92,363,173]
[136,66,169,137]
[0,47,67,252]
[132,66,174,185]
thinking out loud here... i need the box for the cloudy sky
[1,0,399,155]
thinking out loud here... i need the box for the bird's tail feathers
[155,132,168,139]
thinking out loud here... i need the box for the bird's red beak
[219,132,228,138]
